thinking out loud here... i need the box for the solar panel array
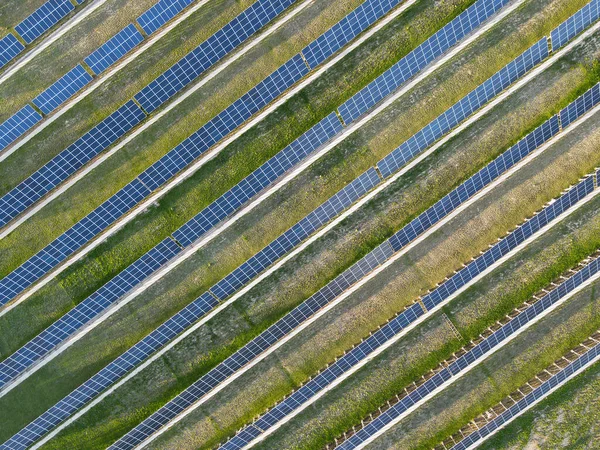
[1,170,380,450]
[14,0,75,44]
[0,237,181,389]
[450,340,600,450]
[301,0,403,69]
[136,0,195,35]
[0,101,146,229]
[32,64,93,114]
[377,38,548,178]
[0,105,42,152]
[559,81,600,128]
[337,252,600,449]
[134,0,298,113]
[0,179,151,306]
[338,0,510,124]
[550,0,600,51]
[0,33,25,69]
[84,24,144,75]
[172,112,342,247]
[421,175,595,311]
[109,241,395,450]
[232,225,600,450]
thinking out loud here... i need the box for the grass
[23,38,600,448]
[0,0,159,120]
[147,98,600,449]
[0,0,481,352]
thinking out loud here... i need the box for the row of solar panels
[0,0,208,154]
[0,0,413,304]
[115,130,598,450]
[0,0,84,69]
[450,335,600,450]
[214,115,595,449]
[0,0,515,392]
[3,3,599,447]
[0,0,538,443]
[335,242,600,450]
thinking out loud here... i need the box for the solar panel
[15,0,74,44]
[0,104,42,152]
[0,33,25,69]
[550,0,600,51]
[302,0,404,69]
[84,24,144,75]
[1,169,381,449]
[377,38,548,178]
[32,64,93,114]
[0,179,151,307]
[138,54,309,192]
[450,340,600,450]
[172,112,342,247]
[134,0,298,113]
[338,0,511,124]
[0,101,146,229]
[335,255,600,449]
[108,241,395,450]
[0,237,181,389]
[559,82,600,128]
[137,0,195,35]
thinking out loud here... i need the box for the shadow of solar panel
[0,104,42,152]
[0,101,145,229]
[138,54,308,191]
[0,33,25,69]
[302,0,403,69]
[551,0,600,51]
[0,238,180,390]
[109,241,394,450]
[451,342,600,450]
[84,24,144,75]
[134,0,298,113]
[421,175,594,312]
[32,64,93,114]
[172,111,341,247]
[137,0,195,35]
[338,256,600,449]
[377,38,548,178]
[559,82,600,128]
[388,116,560,253]
[338,0,511,124]
[15,0,74,44]
[0,179,151,307]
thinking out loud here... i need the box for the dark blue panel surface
[137,0,195,35]
[84,24,144,75]
[33,64,93,114]
[15,0,74,44]
[0,33,25,69]
[0,105,42,152]
[551,0,600,51]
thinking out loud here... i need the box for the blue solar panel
[0,170,381,449]
[172,112,342,247]
[137,0,195,35]
[302,0,404,69]
[0,179,151,307]
[551,0,600,51]
[134,0,298,113]
[377,38,548,178]
[15,0,74,44]
[84,24,144,75]
[559,82,600,128]
[335,255,600,450]
[0,237,181,389]
[108,241,395,450]
[138,54,309,192]
[0,33,25,69]
[0,101,145,229]
[338,0,511,124]
[0,104,42,152]
[32,64,93,114]
[450,339,600,450]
